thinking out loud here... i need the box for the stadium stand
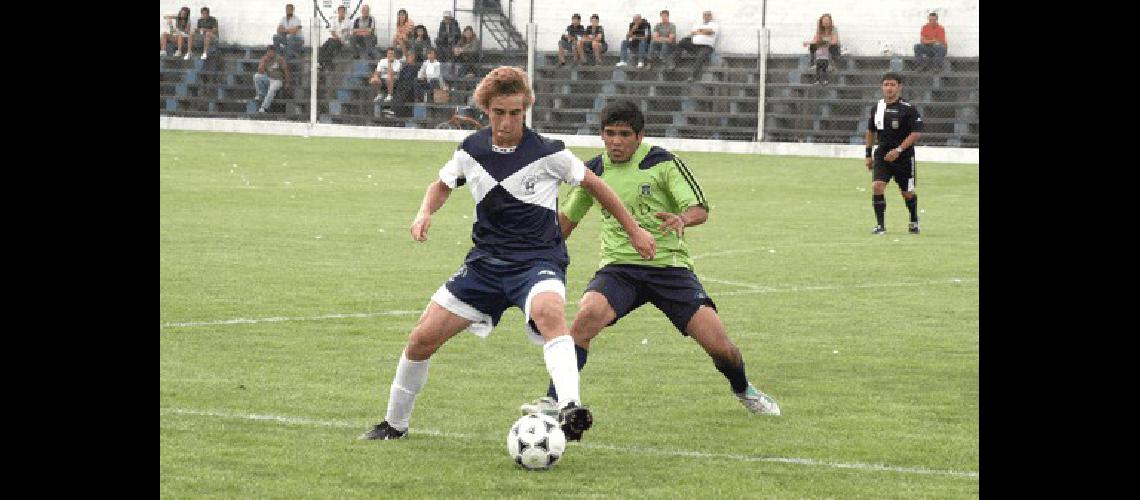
[160,45,978,147]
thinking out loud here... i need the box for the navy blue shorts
[584,264,716,335]
[431,256,567,344]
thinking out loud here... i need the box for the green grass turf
[160,130,979,498]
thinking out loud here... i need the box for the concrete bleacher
[159,46,978,147]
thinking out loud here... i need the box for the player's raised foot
[519,396,559,417]
[871,225,886,235]
[908,222,920,234]
[735,385,781,416]
[359,420,406,440]
[558,402,593,441]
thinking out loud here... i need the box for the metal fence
[159,2,977,148]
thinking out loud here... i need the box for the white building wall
[160,0,978,56]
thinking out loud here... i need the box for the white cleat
[736,385,781,416]
[519,396,560,417]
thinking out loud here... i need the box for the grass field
[160,129,979,498]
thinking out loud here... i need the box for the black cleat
[359,420,406,440]
[871,225,887,235]
[908,222,920,234]
[558,403,593,442]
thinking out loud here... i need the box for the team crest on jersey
[523,174,538,195]
[891,119,899,129]
[640,183,651,196]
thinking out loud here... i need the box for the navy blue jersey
[438,127,587,267]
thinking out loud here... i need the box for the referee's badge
[891,119,900,129]
[640,183,651,196]
[522,174,537,195]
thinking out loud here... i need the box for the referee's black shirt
[867,99,924,160]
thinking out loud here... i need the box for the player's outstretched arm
[579,170,656,259]
[410,180,453,242]
[557,212,578,240]
[654,205,708,237]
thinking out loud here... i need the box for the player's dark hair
[882,72,902,84]
[201,7,209,14]
[660,10,670,16]
[590,14,599,20]
[929,12,938,18]
[600,100,645,134]
[572,13,581,20]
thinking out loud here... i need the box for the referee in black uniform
[865,72,924,234]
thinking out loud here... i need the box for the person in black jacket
[435,11,461,63]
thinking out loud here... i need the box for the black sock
[713,356,750,394]
[905,195,918,222]
[546,344,589,400]
[873,194,886,226]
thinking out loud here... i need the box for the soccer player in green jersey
[521,100,781,417]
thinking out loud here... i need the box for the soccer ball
[507,413,566,470]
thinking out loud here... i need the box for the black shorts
[584,264,716,335]
[872,155,917,192]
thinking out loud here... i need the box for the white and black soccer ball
[507,413,566,470]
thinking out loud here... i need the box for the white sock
[543,335,580,409]
[383,349,431,431]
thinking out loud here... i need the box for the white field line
[691,241,979,261]
[161,278,977,329]
[162,408,978,479]
[706,277,978,297]
[161,310,421,329]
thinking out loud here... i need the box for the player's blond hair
[473,66,535,112]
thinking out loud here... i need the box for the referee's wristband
[865,147,872,158]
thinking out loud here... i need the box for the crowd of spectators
[161,4,955,118]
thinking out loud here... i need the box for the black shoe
[558,402,593,442]
[359,420,406,440]
[908,222,920,234]
[871,225,886,235]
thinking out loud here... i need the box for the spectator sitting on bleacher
[392,9,414,58]
[672,10,718,82]
[319,5,351,69]
[644,10,676,70]
[253,45,291,114]
[557,14,586,67]
[352,4,378,60]
[616,14,651,68]
[913,12,947,72]
[416,49,449,103]
[273,3,304,60]
[407,25,433,65]
[186,7,218,61]
[436,11,461,63]
[576,14,607,66]
[371,47,402,104]
[160,7,192,58]
[804,14,840,74]
[453,26,480,77]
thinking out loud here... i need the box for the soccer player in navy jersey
[360,67,656,442]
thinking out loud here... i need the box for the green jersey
[562,143,708,269]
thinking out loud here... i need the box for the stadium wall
[159,0,978,57]
[159,116,979,164]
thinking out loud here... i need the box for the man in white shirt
[318,5,351,68]
[415,48,449,102]
[672,10,719,82]
[272,3,305,60]
[370,47,402,105]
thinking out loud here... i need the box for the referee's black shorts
[584,264,717,335]
[872,156,917,192]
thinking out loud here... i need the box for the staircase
[470,0,525,51]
